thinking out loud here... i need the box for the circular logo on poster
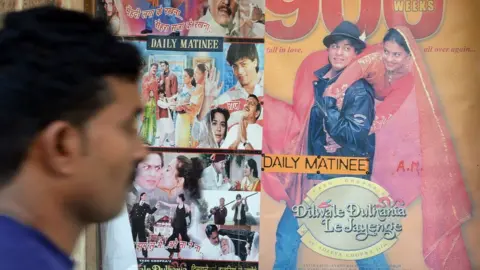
[293,177,407,260]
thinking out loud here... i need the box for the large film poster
[261,1,475,270]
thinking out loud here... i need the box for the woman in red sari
[263,26,472,269]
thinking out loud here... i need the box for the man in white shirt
[200,224,224,260]
[221,94,262,150]
[188,0,264,38]
[201,154,231,190]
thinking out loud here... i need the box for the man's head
[219,197,225,207]
[136,153,164,191]
[205,224,220,245]
[236,194,242,201]
[211,154,227,173]
[208,0,238,26]
[159,61,169,73]
[323,21,366,72]
[0,7,146,224]
[150,63,158,75]
[243,94,261,122]
[226,44,259,87]
[140,192,147,202]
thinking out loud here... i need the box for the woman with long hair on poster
[160,155,205,252]
[159,194,191,259]
[139,90,157,145]
[193,107,230,148]
[235,158,260,191]
[263,26,471,269]
[173,68,197,147]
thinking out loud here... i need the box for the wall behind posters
[261,0,480,270]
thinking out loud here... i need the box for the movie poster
[260,0,476,270]
[95,0,265,37]
[132,37,264,150]
[127,151,260,269]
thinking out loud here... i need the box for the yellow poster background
[260,0,480,269]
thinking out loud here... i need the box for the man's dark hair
[328,36,365,54]
[178,193,185,202]
[236,194,242,199]
[151,63,158,68]
[205,224,218,237]
[248,94,262,120]
[0,7,141,185]
[159,60,169,66]
[226,43,259,72]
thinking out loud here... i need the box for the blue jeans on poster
[274,207,391,270]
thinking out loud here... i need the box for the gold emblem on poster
[293,177,407,260]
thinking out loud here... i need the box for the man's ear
[37,121,83,175]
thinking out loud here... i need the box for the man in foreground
[0,6,146,269]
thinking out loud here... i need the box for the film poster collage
[97,0,265,268]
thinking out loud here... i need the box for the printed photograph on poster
[128,150,260,265]
[131,37,224,148]
[188,0,265,38]
[197,224,259,261]
[201,154,261,191]
[95,0,265,38]
[204,190,260,226]
[193,42,264,151]
[135,225,259,268]
[127,151,207,260]
[133,37,264,150]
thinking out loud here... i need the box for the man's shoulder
[0,218,72,269]
[346,78,375,95]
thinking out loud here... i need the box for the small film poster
[129,151,261,268]
[95,0,265,38]
[133,36,264,151]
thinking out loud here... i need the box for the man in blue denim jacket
[307,21,375,180]
[274,22,389,270]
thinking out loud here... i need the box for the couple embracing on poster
[263,22,472,269]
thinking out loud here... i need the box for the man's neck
[244,118,256,125]
[325,68,340,79]
[0,184,82,255]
